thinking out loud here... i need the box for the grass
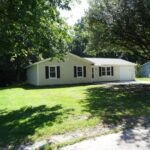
[136,77,150,81]
[0,83,150,148]
[55,127,123,150]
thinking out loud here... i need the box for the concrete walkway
[102,81,150,85]
[60,127,150,150]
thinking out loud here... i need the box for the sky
[59,0,89,26]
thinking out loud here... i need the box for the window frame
[49,66,57,79]
[101,66,112,76]
[101,67,106,76]
[106,67,111,76]
[76,66,84,78]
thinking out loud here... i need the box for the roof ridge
[84,57,122,59]
[85,57,136,66]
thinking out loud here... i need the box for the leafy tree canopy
[70,17,141,63]
[0,0,72,83]
[70,18,89,56]
[86,0,150,61]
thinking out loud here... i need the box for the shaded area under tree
[0,105,73,149]
[82,84,150,126]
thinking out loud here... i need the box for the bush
[0,70,26,86]
[135,64,141,77]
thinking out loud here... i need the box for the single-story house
[26,53,136,86]
[140,61,150,77]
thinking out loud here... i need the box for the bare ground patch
[18,116,150,150]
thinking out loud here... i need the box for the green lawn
[0,84,150,148]
[136,77,150,81]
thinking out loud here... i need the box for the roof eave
[94,64,137,66]
[68,53,93,64]
[25,58,51,69]
[25,53,94,69]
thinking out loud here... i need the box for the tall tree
[86,0,150,60]
[0,0,71,83]
[70,17,136,60]
[70,18,89,56]
[70,17,120,58]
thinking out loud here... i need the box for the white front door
[119,67,132,81]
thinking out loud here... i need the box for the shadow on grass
[0,105,73,148]
[82,84,150,126]
[82,84,150,145]
[0,83,92,91]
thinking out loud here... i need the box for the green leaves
[70,18,89,57]
[0,0,72,83]
[86,0,150,60]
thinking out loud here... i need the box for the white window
[102,67,106,76]
[74,66,86,78]
[49,66,57,78]
[101,67,112,76]
[77,66,83,77]
[107,67,111,76]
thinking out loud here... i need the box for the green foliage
[135,64,141,77]
[0,0,71,83]
[70,18,89,56]
[86,0,150,60]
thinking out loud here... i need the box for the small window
[77,66,83,77]
[101,67,113,76]
[74,66,86,78]
[49,66,56,78]
[107,67,111,75]
[102,67,106,76]
[45,66,60,79]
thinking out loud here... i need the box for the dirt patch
[51,124,113,144]
[16,116,150,150]
[51,116,150,144]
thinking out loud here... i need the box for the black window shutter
[74,66,77,77]
[83,66,86,77]
[111,66,114,76]
[45,66,49,79]
[57,66,60,78]
[99,67,102,76]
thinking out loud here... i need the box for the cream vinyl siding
[92,66,120,82]
[27,65,38,85]
[92,65,135,82]
[26,53,136,86]
[38,54,92,86]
